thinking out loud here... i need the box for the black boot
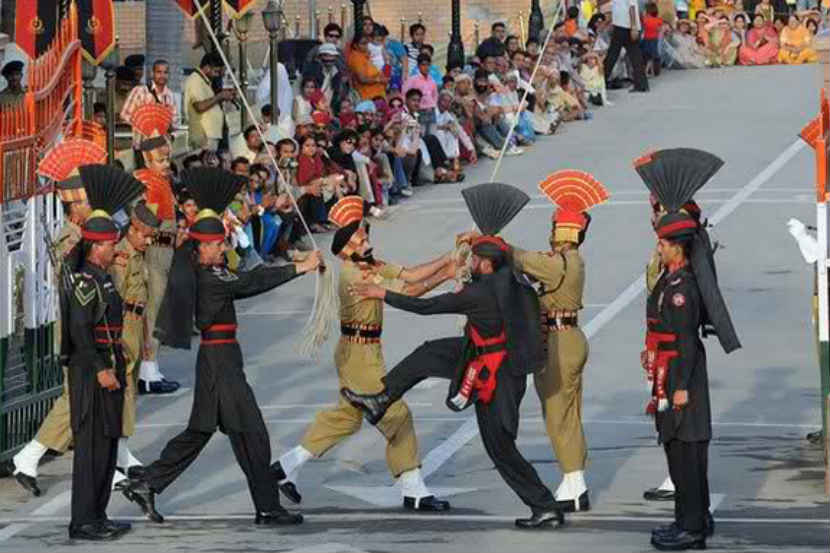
[122,479,164,523]
[403,495,451,512]
[255,508,303,525]
[652,522,680,538]
[341,387,392,425]
[705,512,715,537]
[806,429,823,444]
[515,509,564,529]
[13,472,41,497]
[101,519,132,537]
[270,461,302,504]
[651,530,706,551]
[555,490,590,513]
[68,521,123,541]
[643,487,675,501]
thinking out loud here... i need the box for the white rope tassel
[296,262,339,358]
[194,5,338,357]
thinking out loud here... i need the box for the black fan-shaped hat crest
[78,164,144,214]
[180,168,247,213]
[461,182,530,235]
[634,148,724,212]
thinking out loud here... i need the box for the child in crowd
[642,3,664,76]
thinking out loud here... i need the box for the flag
[13,0,59,60]
[173,0,202,18]
[77,0,116,65]
[223,0,257,17]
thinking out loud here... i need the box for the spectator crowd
[23,0,819,271]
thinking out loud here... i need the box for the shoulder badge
[212,266,238,282]
[73,277,97,306]
[672,293,686,307]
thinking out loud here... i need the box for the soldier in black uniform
[343,183,563,529]
[635,149,740,551]
[124,171,323,526]
[67,209,131,541]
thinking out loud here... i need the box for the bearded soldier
[634,148,740,551]
[274,197,453,512]
[123,168,322,526]
[344,183,564,529]
[109,201,161,487]
[4,139,105,496]
[127,102,180,394]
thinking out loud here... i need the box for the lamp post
[81,59,98,120]
[100,39,120,164]
[233,12,253,130]
[351,0,366,36]
[447,0,464,70]
[528,0,544,42]
[262,0,283,121]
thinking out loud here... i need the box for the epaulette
[73,274,98,306]
[211,266,238,282]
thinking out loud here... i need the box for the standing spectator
[233,125,265,163]
[121,59,179,129]
[184,52,235,152]
[304,23,347,71]
[604,0,649,92]
[302,43,348,113]
[403,54,439,135]
[256,60,294,129]
[476,22,508,59]
[369,24,390,72]
[408,45,444,85]
[404,23,427,80]
[505,35,522,57]
[0,61,25,106]
[641,3,664,76]
[347,33,388,100]
[293,77,318,123]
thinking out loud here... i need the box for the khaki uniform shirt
[0,87,24,107]
[184,70,224,149]
[338,260,406,327]
[513,247,584,312]
[110,237,148,306]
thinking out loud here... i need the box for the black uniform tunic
[381,268,557,514]
[647,264,711,533]
[67,261,126,528]
[144,263,300,513]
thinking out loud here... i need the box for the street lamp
[262,0,283,122]
[233,11,254,129]
[81,59,98,120]
[528,0,544,43]
[351,0,366,36]
[447,0,464,71]
[100,38,120,164]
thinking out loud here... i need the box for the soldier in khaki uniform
[5,139,104,496]
[109,202,161,487]
[510,170,609,513]
[274,197,454,511]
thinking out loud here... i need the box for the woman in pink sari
[739,14,779,65]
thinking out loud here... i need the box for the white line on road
[259,402,433,410]
[710,493,726,513]
[0,490,70,542]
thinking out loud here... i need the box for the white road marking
[238,304,609,317]
[0,490,70,542]
[0,513,824,525]
[284,544,370,553]
[710,493,726,513]
[259,402,433,410]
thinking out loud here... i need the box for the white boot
[658,475,675,492]
[111,469,128,490]
[139,360,163,383]
[12,440,47,478]
[277,445,313,484]
[400,468,449,511]
[117,438,142,470]
[555,470,590,512]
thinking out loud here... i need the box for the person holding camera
[184,52,236,152]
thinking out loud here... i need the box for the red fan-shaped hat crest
[329,197,364,228]
[538,170,609,213]
[37,138,107,182]
[130,103,173,139]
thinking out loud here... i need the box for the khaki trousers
[534,327,589,473]
[300,340,420,477]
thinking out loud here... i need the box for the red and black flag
[223,0,257,17]
[76,0,116,65]
[13,0,60,60]
[173,0,202,18]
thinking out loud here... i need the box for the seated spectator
[403,54,440,134]
[296,134,343,233]
[433,90,472,177]
[505,35,521,57]
[369,127,402,204]
[451,73,480,163]
[338,97,358,129]
[778,14,817,64]
[471,68,520,158]
[355,100,377,127]
[233,125,265,163]
[579,52,609,107]
[495,70,536,146]
[702,14,739,66]
[255,60,293,128]
[327,130,362,194]
[293,76,329,123]
[348,33,388,100]
[231,156,250,176]
[550,71,589,122]
[564,6,581,36]
[663,18,707,68]
[302,42,348,113]
[402,88,459,183]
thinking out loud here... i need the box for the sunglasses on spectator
[327,33,341,38]
[345,138,356,144]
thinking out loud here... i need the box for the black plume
[78,164,144,214]
[461,182,530,235]
[635,148,724,212]
[690,230,741,353]
[180,168,247,213]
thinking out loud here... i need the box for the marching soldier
[509,170,609,513]
[109,202,161,487]
[123,168,322,526]
[128,103,180,394]
[635,148,740,551]
[274,197,453,512]
[5,139,105,496]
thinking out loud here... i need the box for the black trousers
[664,440,710,532]
[604,25,649,92]
[71,406,118,527]
[145,426,280,513]
[384,337,557,514]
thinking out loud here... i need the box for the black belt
[124,302,145,316]
[544,315,578,329]
[340,325,382,338]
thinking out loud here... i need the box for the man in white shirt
[256,61,294,131]
[603,0,649,92]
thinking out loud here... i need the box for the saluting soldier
[509,170,609,513]
[274,197,453,512]
[123,168,322,526]
[5,139,105,496]
[109,201,161,487]
[634,148,740,551]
